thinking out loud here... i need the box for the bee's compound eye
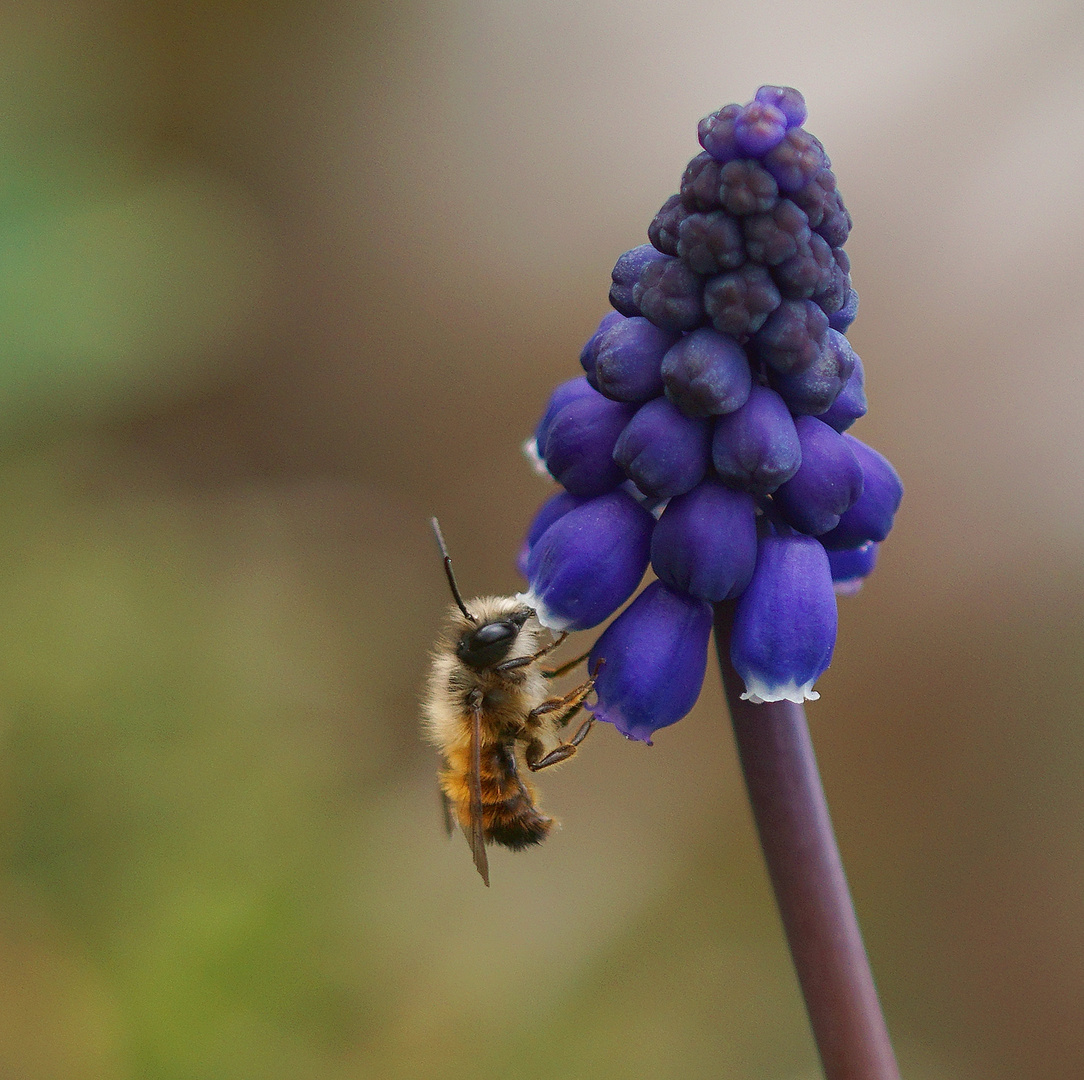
[458,621,518,669]
[474,622,515,646]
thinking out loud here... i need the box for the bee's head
[456,607,534,670]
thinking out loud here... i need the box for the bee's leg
[525,713,595,771]
[542,648,590,680]
[523,659,602,770]
[527,658,603,726]
[492,631,569,674]
[526,680,592,726]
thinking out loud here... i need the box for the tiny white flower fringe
[740,677,821,705]
[833,577,865,597]
[515,589,572,633]
[521,437,551,479]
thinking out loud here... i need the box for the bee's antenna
[431,518,476,623]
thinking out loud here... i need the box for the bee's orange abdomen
[441,743,553,851]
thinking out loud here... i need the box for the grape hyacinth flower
[513,88,903,1079]
[521,85,900,730]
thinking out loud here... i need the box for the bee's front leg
[493,631,569,675]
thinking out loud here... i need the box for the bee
[422,519,599,886]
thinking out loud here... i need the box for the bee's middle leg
[524,713,594,771]
[522,658,602,770]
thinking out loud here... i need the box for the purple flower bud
[753,298,830,375]
[754,85,807,128]
[790,167,837,230]
[612,396,711,499]
[734,100,788,156]
[828,287,859,333]
[711,385,802,495]
[818,350,867,432]
[819,437,903,549]
[579,311,626,384]
[524,490,653,632]
[697,103,742,162]
[533,375,598,454]
[632,255,706,333]
[651,479,757,601]
[648,193,690,256]
[680,152,724,212]
[814,189,852,247]
[773,416,864,535]
[516,491,588,577]
[590,316,676,402]
[769,326,857,416]
[773,232,835,300]
[762,128,829,193]
[542,389,636,496]
[730,531,838,703]
[610,245,667,317]
[811,247,849,314]
[703,263,781,339]
[718,159,779,217]
[588,580,713,742]
[676,211,745,276]
[661,327,752,418]
[828,541,878,596]
[743,199,812,266]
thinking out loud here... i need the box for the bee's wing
[467,701,490,887]
[439,787,456,837]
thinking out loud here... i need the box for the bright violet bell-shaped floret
[773,416,864,535]
[588,316,676,402]
[527,375,597,475]
[730,530,838,704]
[818,351,867,432]
[541,387,636,496]
[588,581,713,743]
[650,479,757,601]
[612,396,711,500]
[515,490,587,578]
[828,542,879,596]
[711,385,802,495]
[818,436,904,550]
[522,489,652,632]
[661,327,752,417]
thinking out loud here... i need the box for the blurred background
[0,0,1081,1077]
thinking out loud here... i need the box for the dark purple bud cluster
[518,88,901,742]
[614,89,855,360]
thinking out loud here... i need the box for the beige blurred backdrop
[0,1,1082,1077]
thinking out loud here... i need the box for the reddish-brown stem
[713,601,900,1080]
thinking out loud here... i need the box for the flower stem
[713,601,900,1080]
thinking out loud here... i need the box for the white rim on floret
[740,677,821,705]
[514,589,572,634]
[521,437,552,479]
[832,577,866,597]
